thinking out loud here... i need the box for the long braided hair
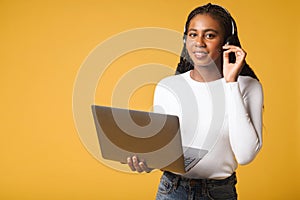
[176,3,259,81]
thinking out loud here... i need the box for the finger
[132,156,143,173]
[222,44,244,49]
[139,162,152,173]
[223,49,231,65]
[223,49,246,65]
[236,50,247,60]
[127,157,136,171]
[223,46,246,56]
[223,46,243,54]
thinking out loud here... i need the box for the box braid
[175,3,259,81]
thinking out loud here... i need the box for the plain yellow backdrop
[1,0,299,199]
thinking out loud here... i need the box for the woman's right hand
[127,156,153,173]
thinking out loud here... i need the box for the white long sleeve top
[153,70,263,179]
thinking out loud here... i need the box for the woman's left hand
[127,156,153,173]
[222,44,247,82]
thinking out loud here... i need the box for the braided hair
[176,3,259,81]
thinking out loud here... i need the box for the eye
[205,33,216,39]
[188,32,197,38]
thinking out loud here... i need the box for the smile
[193,51,208,59]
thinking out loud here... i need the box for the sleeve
[226,77,264,165]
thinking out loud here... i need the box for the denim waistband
[163,171,237,187]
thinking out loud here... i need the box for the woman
[127,3,263,200]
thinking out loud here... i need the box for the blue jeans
[155,171,237,200]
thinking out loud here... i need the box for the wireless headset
[223,7,237,47]
[221,5,238,63]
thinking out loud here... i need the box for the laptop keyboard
[184,156,197,168]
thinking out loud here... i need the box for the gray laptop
[91,105,208,173]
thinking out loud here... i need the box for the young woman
[127,3,263,199]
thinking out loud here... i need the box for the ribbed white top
[153,70,263,179]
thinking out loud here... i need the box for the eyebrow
[188,28,219,34]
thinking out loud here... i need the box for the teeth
[194,51,207,54]
[194,52,207,58]
[194,52,206,55]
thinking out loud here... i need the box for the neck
[190,61,223,82]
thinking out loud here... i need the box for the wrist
[225,76,238,82]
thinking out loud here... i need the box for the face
[185,14,224,68]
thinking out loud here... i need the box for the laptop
[91,105,208,173]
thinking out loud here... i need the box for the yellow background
[1,0,299,199]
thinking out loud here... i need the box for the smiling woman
[1,0,300,199]
[127,3,263,200]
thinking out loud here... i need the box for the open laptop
[91,105,208,173]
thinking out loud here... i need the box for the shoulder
[157,71,190,88]
[154,71,195,100]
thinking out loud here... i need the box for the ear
[183,35,187,44]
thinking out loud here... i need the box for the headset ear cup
[224,35,238,63]
[225,35,238,46]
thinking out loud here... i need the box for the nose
[195,35,206,47]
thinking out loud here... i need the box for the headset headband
[219,5,235,36]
